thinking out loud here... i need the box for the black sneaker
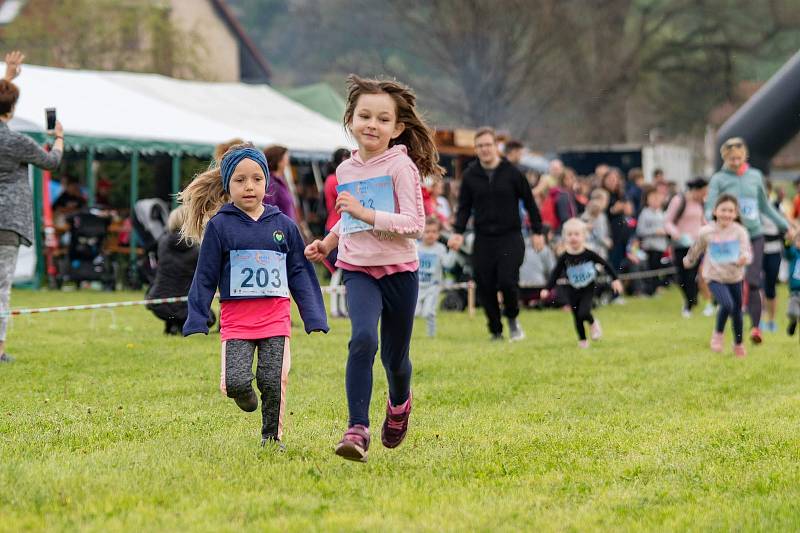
[490,333,504,342]
[233,389,258,412]
[788,321,797,337]
[0,353,14,363]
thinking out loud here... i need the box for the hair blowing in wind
[343,74,444,180]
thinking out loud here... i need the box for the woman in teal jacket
[705,137,789,344]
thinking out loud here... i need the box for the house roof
[210,0,272,82]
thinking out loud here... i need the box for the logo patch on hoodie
[273,230,285,245]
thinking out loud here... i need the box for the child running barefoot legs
[181,145,328,447]
[305,75,442,462]
[541,218,623,348]
[684,194,752,357]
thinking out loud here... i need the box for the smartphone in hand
[45,108,56,130]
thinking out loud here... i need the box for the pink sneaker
[734,343,747,358]
[590,320,602,341]
[578,340,589,349]
[710,332,724,352]
[335,424,370,462]
[381,392,412,449]
[750,328,762,345]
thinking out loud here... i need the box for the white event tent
[10,64,351,157]
[6,63,352,284]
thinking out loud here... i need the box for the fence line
[3,266,679,319]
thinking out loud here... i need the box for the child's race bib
[708,240,740,264]
[418,252,439,284]
[230,250,289,297]
[566,261,596,288]
[336,175,395,234]
[739,197,758,221]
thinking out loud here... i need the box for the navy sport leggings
[343,270,417,428]
[708,281,744,344]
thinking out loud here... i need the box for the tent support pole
[171,154,181,209]
[86,147,96,208]
[129,151,139,267]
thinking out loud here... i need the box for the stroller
[129,198,169,289]
[57,211,116,290]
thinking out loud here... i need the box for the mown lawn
[1,288,800,532]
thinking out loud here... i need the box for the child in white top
[415,216,456,336]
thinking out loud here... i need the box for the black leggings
[672,247,700,310]
[567,286,595,340]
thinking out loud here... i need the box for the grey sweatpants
[220,337,291,441]
[415,284,441,337]
[0,245,19,342]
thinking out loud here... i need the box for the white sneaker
[703,303,715,317]
[590,320,602,340]
[508,318,526,342]
[681,308,692,319]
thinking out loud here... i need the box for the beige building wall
[167,0,240,81]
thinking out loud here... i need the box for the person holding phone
[0,51,64,363]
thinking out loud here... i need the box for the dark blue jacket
[183,203,329,336]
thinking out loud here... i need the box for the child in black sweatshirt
[541,218,623,348]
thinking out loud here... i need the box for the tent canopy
[8,64,352,158]
[278,82,346,123]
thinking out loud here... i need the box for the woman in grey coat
[0,51,64,363]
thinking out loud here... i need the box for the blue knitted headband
[220,147,270,192]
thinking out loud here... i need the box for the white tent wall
[5,63,351,157]
[10,65,252,149]
[104,72,353,157]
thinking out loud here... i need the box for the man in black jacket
[448,127,544,341]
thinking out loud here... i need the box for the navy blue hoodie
[183,204,329,336]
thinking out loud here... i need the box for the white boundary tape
[3,266,678,318]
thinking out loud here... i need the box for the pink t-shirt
[220,298,291,340]
[336,259,419,279]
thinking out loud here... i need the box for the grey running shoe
[0,353,14,363]
[261,437,286,451]
[508,318,525,342]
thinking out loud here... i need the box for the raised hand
[4,50,24,81]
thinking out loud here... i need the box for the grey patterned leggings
[220,337,291,441]
[0,245,19,342]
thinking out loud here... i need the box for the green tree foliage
[229,0,800,148]
[2,0,207,79]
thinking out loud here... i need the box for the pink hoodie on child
[331,145,425,272]
[684,221,752,283]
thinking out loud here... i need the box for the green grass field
[2,288,800,532]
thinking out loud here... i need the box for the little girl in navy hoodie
[181,144,328,448]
